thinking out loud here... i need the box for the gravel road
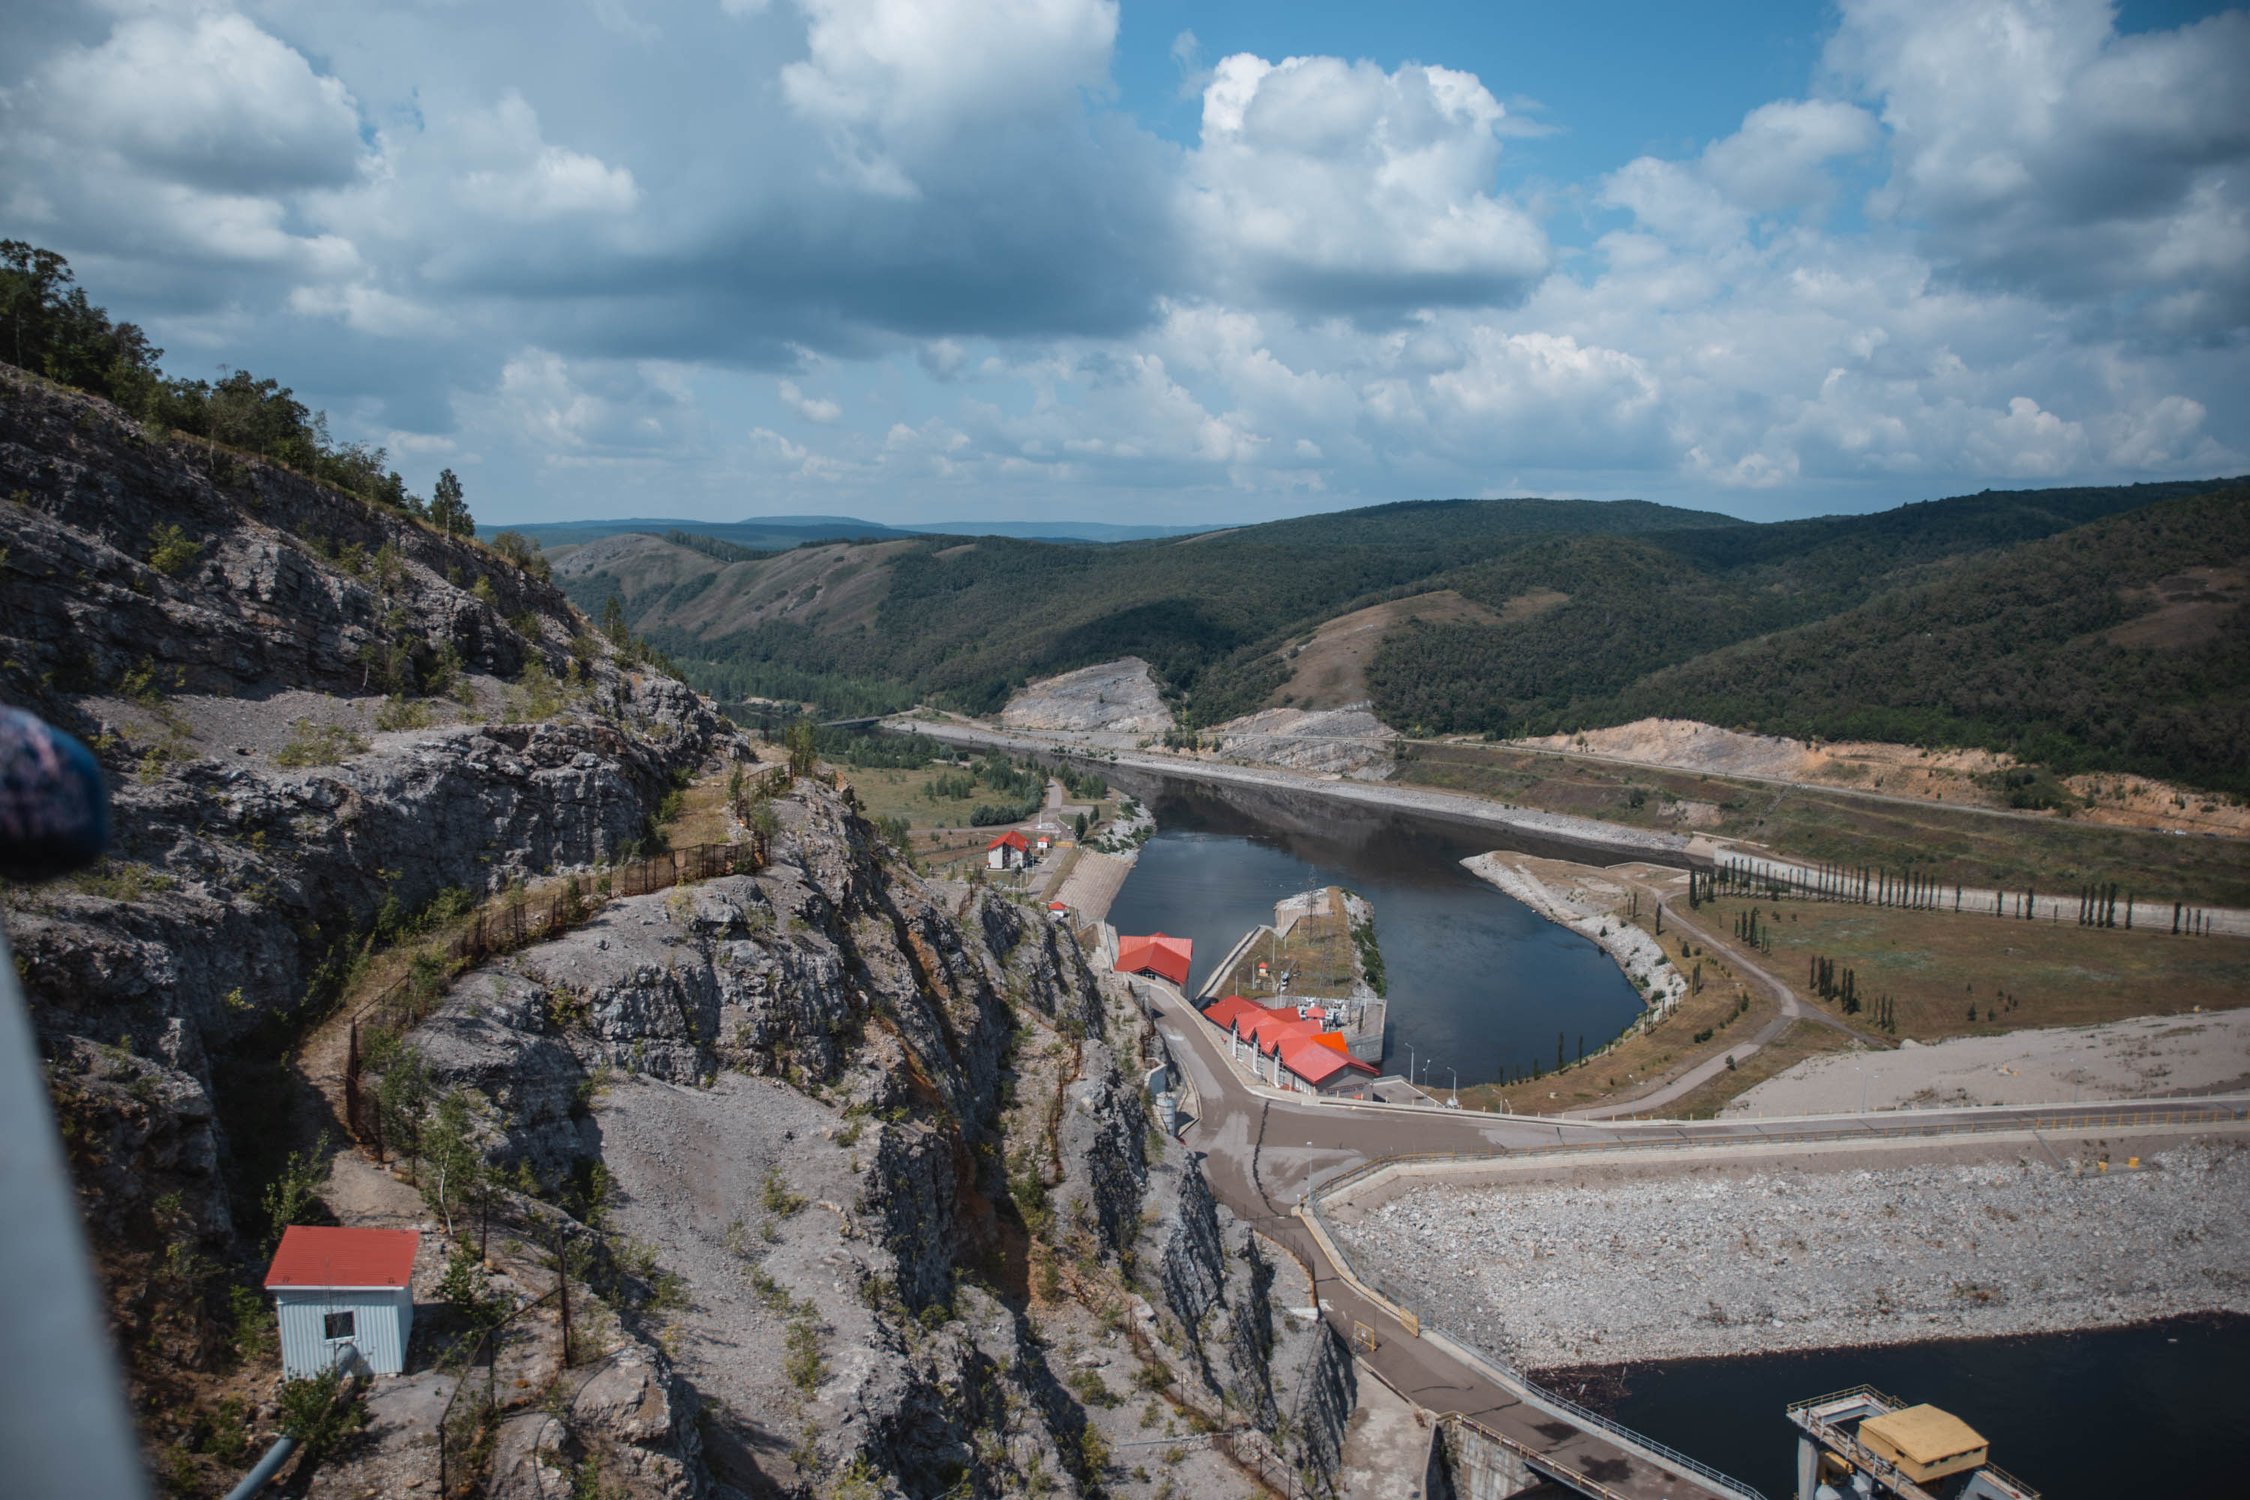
[1328,1138,2250,1368]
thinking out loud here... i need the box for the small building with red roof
[986,829,1032,870]
[264,1226,420,1377]
[1115,932,1193,987]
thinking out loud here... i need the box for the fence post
[344,1021,361,1142]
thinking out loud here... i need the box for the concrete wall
[1434,1417,1558,1500]
[276,1288,412,1377]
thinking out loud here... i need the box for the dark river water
[1103,776,1646,1086]
[1555,1314,2250,1498]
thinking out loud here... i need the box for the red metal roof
[1115,933,1192,986]
[986,830,1030,850]
[264,1226,420,1290]
[1278,1039,1375,1086]
[1201,994,1265,1033]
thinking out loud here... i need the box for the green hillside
[559,496,1744,718]
[1604,488,2250,789]
[565,478,2248,792]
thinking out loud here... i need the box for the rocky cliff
[391,776,1353,1497]
[0,366,730,1486]
[1,369,1354,1497]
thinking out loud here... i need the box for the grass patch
[1642,1019,1860,1119]
[1700,893,2250,1042]
[275,718,369,767]
[1402,742,2250,907]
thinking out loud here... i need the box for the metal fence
[435,1284,559,1498]
[344,832,768,1152]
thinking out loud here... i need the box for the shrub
[146,522,201,576]
[760,1167,806,1218]
[489,530,552,582]
[374,694,432,731]
[275,718,369,767]
[783,1314,827,1393]
[276,1367,367,1464]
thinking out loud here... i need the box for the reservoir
[1104,774,1647,1086]
[1549,1313,2250,1498]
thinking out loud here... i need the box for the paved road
[1140,973,2247,1500]
[901,717,2250,934]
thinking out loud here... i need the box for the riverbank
[1460,853,1687,1018]
[904,717,1695,863]
[1326,1134,2250,1368]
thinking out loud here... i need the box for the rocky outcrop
[0,368,740,1482]
[2,370,1360,1497]
[1000,657,1174,744]
[1208,702,1400,779]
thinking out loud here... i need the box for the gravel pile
[1330,1140,2250,1368]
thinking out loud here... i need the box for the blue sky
[3,1,2244,527]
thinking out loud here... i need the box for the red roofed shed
[265,1227,420,1377]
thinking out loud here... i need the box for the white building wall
[276,1288,412,1377]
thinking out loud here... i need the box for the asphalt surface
[1142,976,2249,1500]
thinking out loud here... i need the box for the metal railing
[1303,1165,1767,1500]
[435,1285,560,1497]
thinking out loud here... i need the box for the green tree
[490,529,551,582]
[786,717,819,777]
[262,1134,331,1248]
[429,468,472,540]
[420,1090,485,1237]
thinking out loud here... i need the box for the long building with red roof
[1198,994,1377,1098]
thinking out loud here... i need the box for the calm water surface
[1559,1314,2250,1498]
[1104,779,1645,1086]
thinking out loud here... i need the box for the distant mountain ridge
[512,514,1212,552]
[563,480,2250,793]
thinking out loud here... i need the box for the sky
[3,1,2245,528]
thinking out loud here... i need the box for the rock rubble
[1331,1140,2250,1369]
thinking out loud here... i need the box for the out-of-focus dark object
[0,705,148,1493]
[0,705,110,880]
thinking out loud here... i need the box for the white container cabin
[264,1226,420,1378]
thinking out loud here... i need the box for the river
[1549,1313,2250,1498]
[1103,774,1646,1086]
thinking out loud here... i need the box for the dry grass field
[1402,741,2250,907]
[1696,893,2250,1042]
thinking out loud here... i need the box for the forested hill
[1602,489,2250,790]
[555,495,1744,715]
[565,477,2247,793]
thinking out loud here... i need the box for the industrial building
[1787,1386,2037,1500]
